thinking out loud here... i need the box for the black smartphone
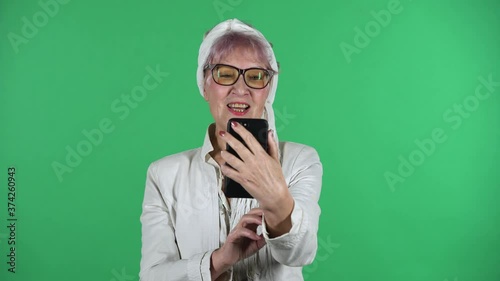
[224,118,269,198]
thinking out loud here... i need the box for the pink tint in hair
[205,31,274,71]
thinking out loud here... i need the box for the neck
[208,124,226,166]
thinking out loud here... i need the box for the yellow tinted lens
[245,69,269,88]
[214,65,237,85]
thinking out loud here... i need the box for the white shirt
[139,125,323,281]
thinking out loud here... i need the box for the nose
[231,74,249,95]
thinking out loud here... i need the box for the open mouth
[227,102,250,115]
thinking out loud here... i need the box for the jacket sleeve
[261,145,323,266]
[139,162,215,281]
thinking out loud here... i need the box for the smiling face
[203,47,271,139]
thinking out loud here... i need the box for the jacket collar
[200,123,216,162]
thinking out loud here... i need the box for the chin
[243,111,262,119]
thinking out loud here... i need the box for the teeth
[228,103,249,109]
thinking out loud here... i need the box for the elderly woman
[140,19,323,281]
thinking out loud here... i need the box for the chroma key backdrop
[1,0,499,280]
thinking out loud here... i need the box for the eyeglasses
[204,64,275,89]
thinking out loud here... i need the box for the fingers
[241,209,264,232]
[219,128,252,162]
[256,236,266,249]
[229,213,264,240]
[222,208,267,262]
[230,227,263,241]
[240,216,262,228]
[238,209,262,224]
[220,160,253,190]
[220,150,244,172]
[227,121,265,156]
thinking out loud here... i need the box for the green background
[1,0,499,280]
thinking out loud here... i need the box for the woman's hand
[210,208,266,280]
[219,121,295,237]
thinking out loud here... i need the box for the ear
[202,75,211,101]
[203,87,209,101]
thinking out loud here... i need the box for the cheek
[203,77,212,100]
[255,91,270,109]
[205,86,227,112]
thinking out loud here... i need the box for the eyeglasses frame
[204,63,276,89]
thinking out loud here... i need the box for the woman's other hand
[210,208,266,279]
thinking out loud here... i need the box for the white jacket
[140,126,323,281]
